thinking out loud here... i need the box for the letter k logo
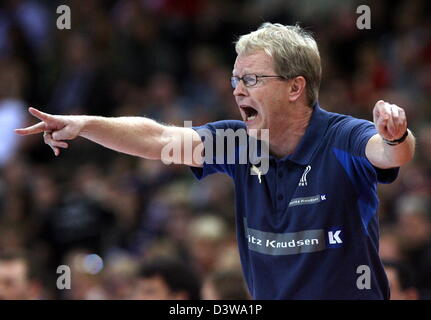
[328,230,343,244]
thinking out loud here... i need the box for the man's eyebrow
[232,69,250,76]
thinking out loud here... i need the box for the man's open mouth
[240,106,259,121]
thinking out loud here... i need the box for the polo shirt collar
[273,102,330,166]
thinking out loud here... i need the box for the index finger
[28,107,55,123]
[15,122,47,135]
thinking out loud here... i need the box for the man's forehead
[233,51,274,75]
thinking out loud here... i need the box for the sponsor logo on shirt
[288,194,327,207]
[327,228,343,248]
[244,218,343,255]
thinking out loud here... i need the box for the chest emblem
[299,165,312,186]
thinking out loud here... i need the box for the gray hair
[235,23,322,105]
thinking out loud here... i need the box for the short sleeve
[338,118,399,184]
[189,120,247,180]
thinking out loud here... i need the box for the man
[131,257,201,300]
[0,251,41,299]
[383,260,419,300]
[16,23,415,299]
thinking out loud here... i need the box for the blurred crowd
[0,0,430,300]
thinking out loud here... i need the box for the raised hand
[15,107,83,156]
[373,100,408,142]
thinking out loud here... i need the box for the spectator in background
[395,194,431,298]
[383,260,419,300]
[61,249,106,300]
[0,58,27,167]
[132,257,201,300]
[379,226,404,263]
[37,187,116,275]
[0,0,50,58]
[202,268,250,300]
[48,33,97,115]
[143,73,187,123]
[187,214,229,277]
[100,251,139,300]
[0,251,43,299]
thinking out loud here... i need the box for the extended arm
[15,108,204,167]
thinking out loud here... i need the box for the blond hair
[235,23,321,105]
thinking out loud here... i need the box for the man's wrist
[382,129,409,146]
[78,115,95,137]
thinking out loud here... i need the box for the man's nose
[233,80,248,97]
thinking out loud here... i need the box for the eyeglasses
[230,74,287,89]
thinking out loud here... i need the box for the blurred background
[0,0,430,300]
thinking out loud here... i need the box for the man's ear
[288,76,307,102]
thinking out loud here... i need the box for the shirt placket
[275,161,288,214]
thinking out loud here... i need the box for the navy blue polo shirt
[190,103,399,299]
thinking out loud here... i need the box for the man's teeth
[247,115,256,121]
